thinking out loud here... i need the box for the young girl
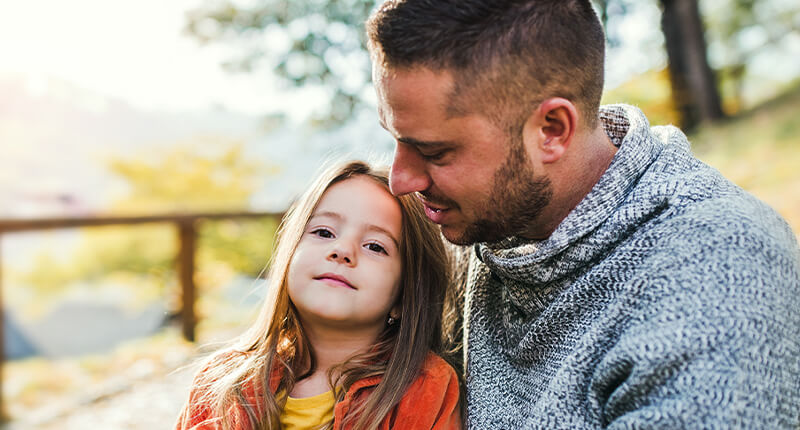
[176,160,461,430]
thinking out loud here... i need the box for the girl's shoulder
[417,351,459,382]
[175,350,271,430]
[393,352,462,429]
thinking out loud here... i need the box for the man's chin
[441,218,513,245]
[440,225,475,246]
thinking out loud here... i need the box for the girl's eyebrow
[366,224,400,249]
[311,210,400,248]
[310,211,342,222]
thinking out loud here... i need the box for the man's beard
[451,135,552,245]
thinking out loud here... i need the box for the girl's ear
[389,304,401,320]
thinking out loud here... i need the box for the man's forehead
[375,67,455,110]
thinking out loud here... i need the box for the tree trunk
[660,0,724,130]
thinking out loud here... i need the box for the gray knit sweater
[462,105,800,429]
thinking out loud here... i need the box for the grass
[604,71,800,237]
[690,84,800,237]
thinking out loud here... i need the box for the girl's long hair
[182,160,452,430]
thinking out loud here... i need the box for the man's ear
[522,98,578,164]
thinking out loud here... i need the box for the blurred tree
[702,0,800,113]
[108,140,261,213]
[15,139,280,312]
[107,138,281,276]
[188,0,799,130]
[596,0,723,130]
[659,0,724,131]
[185,0,375,127]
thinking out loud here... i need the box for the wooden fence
[0,211,282,417]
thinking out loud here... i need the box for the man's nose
[389,143,431,196]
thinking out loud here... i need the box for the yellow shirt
[279,390,335,430]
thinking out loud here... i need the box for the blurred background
[0,0,798,428]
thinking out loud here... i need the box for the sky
[0,0,318,118]
[2,0,797,117]
[0,0,670,118]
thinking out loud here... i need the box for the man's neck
[521,125,618,241]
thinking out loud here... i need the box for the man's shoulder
[629,141,794,250]
[657,182,795,250]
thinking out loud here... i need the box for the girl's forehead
[319,176,392,205]
[313,176,402,233]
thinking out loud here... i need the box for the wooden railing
[0,211,282,416]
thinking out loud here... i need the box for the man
[366,0,800,428]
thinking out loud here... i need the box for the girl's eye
[310,227,334,238]
[365,242,388,255]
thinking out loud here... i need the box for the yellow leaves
[106,137,276,214]
[602,68,681,127]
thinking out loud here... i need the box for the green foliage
[186,0,377,126]
[187,0,799,129]
[701,0,800,111]
[198,217,280,276]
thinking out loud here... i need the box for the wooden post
[0,233,5,421]
[177,221,197,342]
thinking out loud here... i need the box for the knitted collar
[476,105,667,288]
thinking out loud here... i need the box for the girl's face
[287,176,403,337]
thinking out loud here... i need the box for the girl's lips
[315,273,356,289]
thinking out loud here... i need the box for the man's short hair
[367,0,606,131]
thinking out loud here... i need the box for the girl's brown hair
[181,160,451,430]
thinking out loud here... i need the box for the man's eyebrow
[397,136,449,149]
[377,117,450,149]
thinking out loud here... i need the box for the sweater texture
[462,104,800,429]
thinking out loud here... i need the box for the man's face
[374,66,552,245]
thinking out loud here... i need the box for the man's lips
[423,203,449,223]
[314,273,356,289]
[417,196,451,224]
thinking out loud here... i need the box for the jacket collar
[267,361,384,397]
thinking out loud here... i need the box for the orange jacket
[177,352,462,430]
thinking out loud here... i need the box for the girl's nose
[328,245,356,266]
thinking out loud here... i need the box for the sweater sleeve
[593,207,800,429]
[392,354,463,429]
